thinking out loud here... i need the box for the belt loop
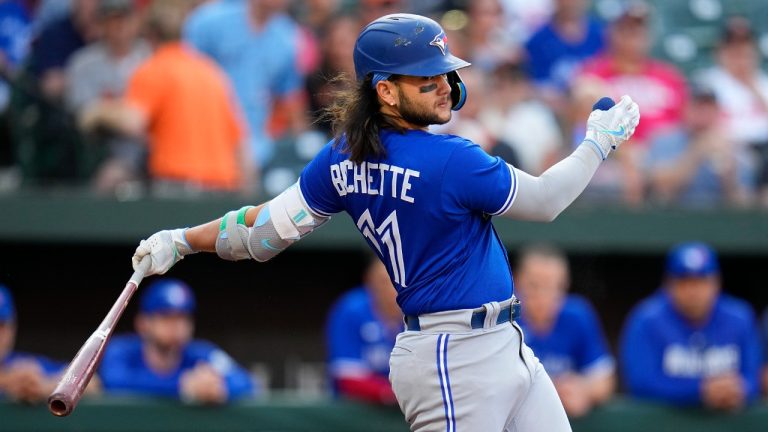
[483,301,500,328]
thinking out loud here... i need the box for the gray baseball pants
[389,299,572,432]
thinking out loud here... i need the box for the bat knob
[592,97,616,111]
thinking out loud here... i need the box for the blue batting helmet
[666,242,719,278]
[354,13,471,110]
[140,278,196,315]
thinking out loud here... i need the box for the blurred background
[1,0,767,431]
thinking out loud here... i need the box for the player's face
[668,276,720,323]
[394,75,453,127]
[138,313,194,353]
[516,256,568,326]
[0,320,15,360]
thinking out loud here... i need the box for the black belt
[405,299,521,331]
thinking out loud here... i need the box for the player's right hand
[584,95,640,160]
[132,229,195,276]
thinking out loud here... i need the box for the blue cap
[140,279,196,315]
[666,242,719,278]
[0,284,15,322]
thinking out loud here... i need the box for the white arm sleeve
[501,142,602,222]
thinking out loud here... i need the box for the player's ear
[376,80,398,108]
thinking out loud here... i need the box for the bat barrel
[46,259,151,417]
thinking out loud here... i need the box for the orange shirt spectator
[125,42,244,189]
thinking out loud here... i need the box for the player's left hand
[585,95,640,160]
[132,229,195,276]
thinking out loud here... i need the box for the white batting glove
[132,229,195,276]
[584,95,640,160]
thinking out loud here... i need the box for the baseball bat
[47,258,152,417]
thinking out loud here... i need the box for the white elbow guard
[215,183,329,262]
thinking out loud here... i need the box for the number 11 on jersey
[357,209,407,287]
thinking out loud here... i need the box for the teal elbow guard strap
[215,206,255,261]
[215,183,329,263]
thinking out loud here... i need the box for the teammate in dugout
[326,256,402,405]
[0,284,67,403]
[621,242,761,410]
[131,14,639,431]
[514,244,615,417]
[99,278,255,403]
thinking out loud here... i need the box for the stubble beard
[398,92,451,128]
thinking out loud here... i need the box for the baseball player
[621,242,761,410]
[513,244,615,417]
[132,13,639,431]
[0,284,66,403]
[99,278,255,403]
[326,257,402,404]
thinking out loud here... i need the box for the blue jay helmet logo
[429,32,448,55]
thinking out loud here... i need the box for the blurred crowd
[3,242,768,418]
[0,0,767,206]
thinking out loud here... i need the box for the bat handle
[130,257,152,286]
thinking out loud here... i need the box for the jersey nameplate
[330,160,421,203]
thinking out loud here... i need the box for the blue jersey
[99,335,254,400]
[517,295,614,377]
[326,287,400,383]
[620,291,762,405]
[300,130,518,315]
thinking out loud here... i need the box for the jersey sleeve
[737,306,762,402]
[201,345,256,400]
[298,142,343,216]
[441,140,517,216]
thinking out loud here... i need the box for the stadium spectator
[0,0,32,111]
[577,1,687,204]
[478,61,562,174]
[696,17,768,207]
[0,0,32,172]
[8,0,100,183]
[79,0,253,196]
[306,13,358,137]
[66,0,150,194]
[325,257,401,405]
[184,0,307,170]
[621,242,762,410]
[524,0,605,110]
[645,83,754,207]
[514,244,615,417]
[99,278,254,403]
[26,0,100,100]
[464,0,521,73]
[0,284,66,403]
